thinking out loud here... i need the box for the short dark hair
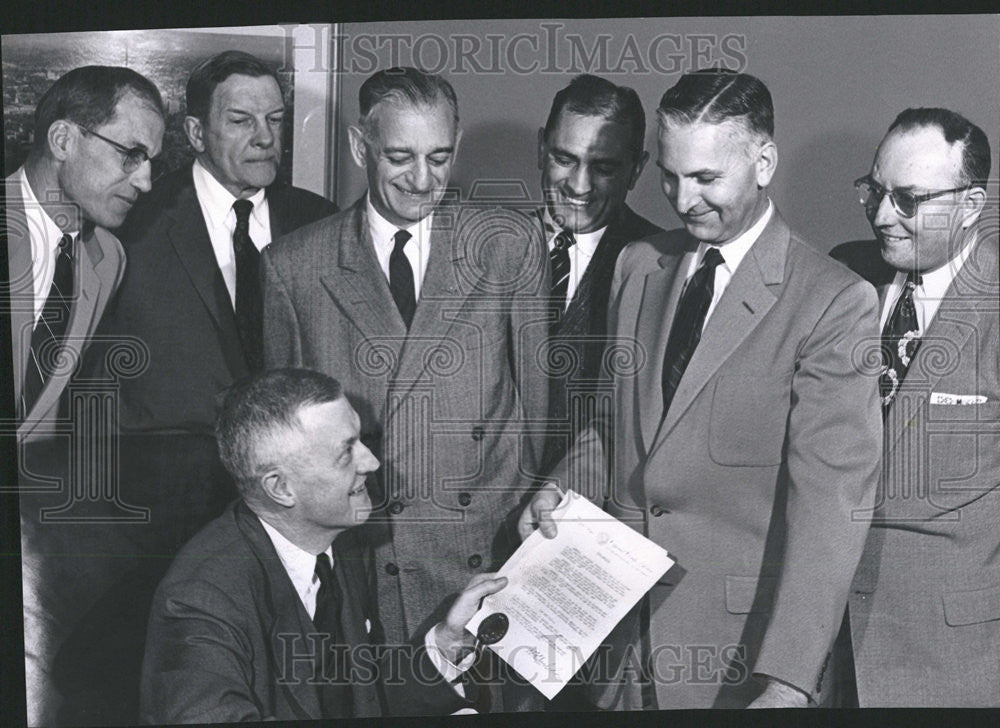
[544,74,646,162]
[185,50,281,120]
[657,68,774,142]
[216,369,344,496]
[31,65,164,153]
[358,66,458,136]
[887,107,992,187]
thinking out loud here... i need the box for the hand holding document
[466,490,673,699]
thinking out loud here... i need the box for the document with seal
[466,490,674,699]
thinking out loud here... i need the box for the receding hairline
[358,94,460,139]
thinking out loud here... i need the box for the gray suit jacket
[262,196,549,644]
[836,233,1000,706]
[551,209,882,708]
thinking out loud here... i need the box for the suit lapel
[635,243,694,451]
[4,179,34,405]
[652,213,787,451]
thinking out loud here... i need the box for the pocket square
[930,392,987,405]
[365,618,371,633]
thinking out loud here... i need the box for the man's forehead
[210,73,283,109]
[874,126,964,184]
[102,93,165,150]
[549,111,632,156]
[367,99,456,140]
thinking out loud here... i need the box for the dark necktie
[21,233,74,419]
[232,199,263,371]
[661,247,725,417]
[550,229,576,313]
[879,272,922,410]
[313,552,352,714]
[389,229,416,329]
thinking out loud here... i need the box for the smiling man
[263,67,549,712]
[521,70,882,709]
[534,75,662,471]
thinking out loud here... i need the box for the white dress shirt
[878,231,978,334]
[18,167,78,324]
[367,195,434,300]
[257,516,472,693]
[191,159,271,308]
[542,206,607,311]
[683,199,774,332]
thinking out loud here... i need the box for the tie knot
[314,551,334,585]
[233,199,254,228]
[701,247,725,269]
[393,229,412,252]
[906,270,923,288]
[57,233,74,259]
[553,230,576,252]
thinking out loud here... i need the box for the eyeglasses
[73,122,152,173]
[854,176,971,218]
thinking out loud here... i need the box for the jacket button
[471,426,485,441]
[385,563,399,576]
[650,505,667,517]
[389,501,404,515]
[467,554,483,569]
[458,492,472,507]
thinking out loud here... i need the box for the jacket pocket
[942,583,1000,626]
[709,372,792,467]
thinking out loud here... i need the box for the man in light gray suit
[262,67,549,709]
[833,108,998,706]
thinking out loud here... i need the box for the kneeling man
[141,368,505,722]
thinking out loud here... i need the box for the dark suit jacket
[89,166,336,433]
[141,500,469,723]
[834,235,1000,706]
[262,196,549,645]
[535,204,663,470]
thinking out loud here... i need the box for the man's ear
[537,127,548,171]
[959,185,988,229]
[183,116,206,154]
[755,139,778,189]
[259,468,296,508]
[46,119,76,162]
[347,125,368,169]
[628,149,650,191]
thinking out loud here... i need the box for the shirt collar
[366,193,434,249]
[192,158,267,229]
[19,166,77,250]
[257,515,331,594]
[541,205,607,258]
[699,198,773,272]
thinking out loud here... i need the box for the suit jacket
[262,196,549,644]
[551,209,882,708]
[140,500,468,723]
[4,173,125,443]
[535,204,664,470]
[88,166,336,432]
[834,235,1000,706]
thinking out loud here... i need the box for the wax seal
[476,612,509,645]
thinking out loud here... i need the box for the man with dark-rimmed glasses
[832,107,998,706]
[3,65,164,726]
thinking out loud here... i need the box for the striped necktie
[550,229,576,313]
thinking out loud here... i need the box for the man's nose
[871,190,898,227]
[566,165,592,197]
[251,119,275,148]
[130,159,153,193]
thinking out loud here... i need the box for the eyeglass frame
[853,175,973,218]
[71,121,154,173]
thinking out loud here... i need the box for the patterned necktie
[661,247,725,417]
[22,233,74,419]
[550,229,576,313]
[232,199,263,371]
[879,272,922,410]
[389,229,416,329]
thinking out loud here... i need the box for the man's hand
[516,482,563,541]
[434,574,508,664]
[746,677,810,708]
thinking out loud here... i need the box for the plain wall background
[333,15,999,252]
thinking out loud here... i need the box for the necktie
[313,552,352,713]
[660,247,725,417]
[549,229,576,313]
[21,233,74,419]
[232,199,263,371]
[389,229,416,329]
[879,272,922,410]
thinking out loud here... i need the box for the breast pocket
[708,371,792,467]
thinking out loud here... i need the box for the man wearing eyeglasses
[831,108,998,706]
[3,65,165,726]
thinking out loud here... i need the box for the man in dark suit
[832,108,998,706]
[263,67,549,710]
[520,70,881,709]
[2,66,165,726]
[141,368,507,722]
[92,50,336,432]
[534,74,663,470]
